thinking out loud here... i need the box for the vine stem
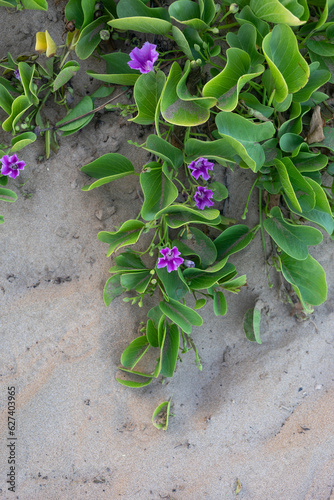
[241,176,259,220]
[37,88,129,133]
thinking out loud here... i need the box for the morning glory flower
[128,42,159,74]
[157,246,184,273]
[194,186,214,210]
[0,154,26,179]
[188,157,214,181]
[14,68,21,81]
[184,259,195,268]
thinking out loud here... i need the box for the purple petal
[166,261,177,272]
[10,154,19,165]
[1,155,10,169]
[1,164,11,176]
[157,258,167,269]
[16,161,26,170]
[9,169,19,179]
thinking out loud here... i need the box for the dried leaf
[306,106,324,144]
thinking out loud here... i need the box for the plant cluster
[1,0,334,428]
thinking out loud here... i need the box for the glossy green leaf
[161,324,180,377]
[284,176,334,234]
[195,298,207,309]
[213,291,227,316]
[264,206,323,260]
[250,0,305,25]
[179,226,217,266]
[235,6,270,45]
[81,153,134,190]
[243,307,262,344]
[147,305,164,329]
[0,187,17,203]
[121,335,150,369]
[140,163,178,221]
[103,274,124,306]
[185,138,236,165]
[2,95,32,133]
[177,60,216,106]
[116,369,153,388]
[220,274,247,293]
[240,92,274,119]
[131,70,165,125]
[110,251,147,273]
[10,132,37,153]
[310,126,334,152]
[216,111,275,171]
[199,0,215,24]
[161,62,214,126]
[146,319,159,348]
[279,157,315,212]
[0,83,13,115]
[210,182,228,202]
[120,270,151,293]
[171,25,193,59]
[144,135,183,169]
[53,61,80,91]
[183,262,236,290]
[159,298,202,334]
[56,96,94,136]
[75,16,110,59]
[278,102,310,138]
[21,0,47,9]
[65,0,84,27]
[87,52,139,86]
[0,0,16,6]
[169,0,209,30]
[279,133,305,154]
[214,224,254,260]
[98,220,145,256]
[262,24,309,102]
[203,48,264,112]
[281,253,327,306]
[226,23,265,66]
[157,266,189,301]
[293,62,331,102]
[111,0,171,34]
[152,400,171,430]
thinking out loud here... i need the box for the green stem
[241,176,259,220]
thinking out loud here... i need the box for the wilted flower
[194,186,214,210]
[1,154,26,179]
[157,246,184,273]
[128,42,159,74]
[35,30,57,57]
[188,157,214,181]
[14,68,21,81]
[184,259,195,268]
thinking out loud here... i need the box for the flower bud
[194,43,201,52]
[150,269,155,275]
[196,58,202,65]
[100,30,110,41]
[210,27,219,34]
[229,3,239,13]
[184,260,195,268]
[151,279,157,285]
[202,42,208,50]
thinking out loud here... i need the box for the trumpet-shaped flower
[1,154,26,179]
[14,68,21,81]
[128,42,159,74]
[35,31,57,57]
[184,260,195,268]
[157,246,184,273]
[188,157,214,181]
[194,186,214,210]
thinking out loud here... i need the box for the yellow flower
[35,31,57,57]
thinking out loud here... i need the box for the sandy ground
[0,4,333,499]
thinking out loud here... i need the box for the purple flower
[1,154,26,179]
[194,186,214,210]
[157,246,184,273]
[14,68,21,81]
[188,157,214,181]
[184,259,195,268]
[128,42,159,74]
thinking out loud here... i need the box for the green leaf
[116,370,153,388]
[140,163,178,221]
[87,52,139,86]
[152,399,172,430]
[161,62,215,126]
[21,0,47,10]
[103,274,125,306]
[178,226,217,267]
[110,0,171,34]
[81,153,135,191]
[65,0,84,27]
[0,83,13,115]
[131,70,165,125]
[226,23,265,67]
[159,298,202,335]
[120,270,151,293]
[203,48,264,112]
[293,62,331,102]
[2,95,32,133]
[183,262,236,290]
[98,220,145,256]
[281,253,327,306]
[155,203,220,222]
[214,224,253,260]
[146,319,159,347]
[210,181,228,201]
[157,266,189,300]
[250,0,305,25]
[264,206,323,260]
[144,135,184,169]
[278,157,315,212]
[185,138,237,165]
[0,187,17,203]
[169,0,209,30]
[240,92,274,119]
[110,251,147,273]
[75,16,110,59]
[56,96,94,136]
[262,24,309,103]
[0,0,16,7]
[161,324,180,377]
[235,6,270,45]
[121,335,150,369]
[195,298,207,309]
[18,62,38,106]
[216,111,275,171]
[10,132,37,153]
[213,291,227,316]
[311,126,334,153]
[53,61,80,91]
[147,305,163,328]
[243,306,262,344]
[220,275,247,293]
[171,25,193,59]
